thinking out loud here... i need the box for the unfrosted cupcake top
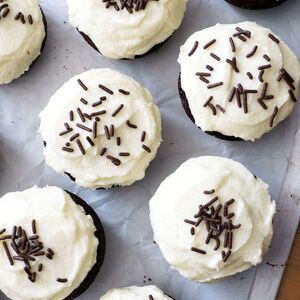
[178,22,300,141]
[149,156,275,282]
[0,186,98,300]
[67,0,187,59]
[100,285,172,300]
[40,68,162,189]
[0,0,45,84]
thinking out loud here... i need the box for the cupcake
[225,0,287,9]
[0,0,47,85]
[39,68,162,189]
[149,156,276,283]
[66,0,187,60]
[0,186,105,300]
[178,22,300,141]
[100,286,173,300]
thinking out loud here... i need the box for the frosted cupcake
[66,0,187,59]
[150,156,276,282]
[0,186,105,300]
[0,0,47,84]
[178,22,300,141]
[225,0,287,9]
[40,68,162,189]
[100,286,173,300]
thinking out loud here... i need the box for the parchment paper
[0,0,299,299]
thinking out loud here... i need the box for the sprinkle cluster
[0,0,34,24]
[188,26,298,127]
[184,189,241,263]
[0,221,67,284]
[58,78,152,166]
[102,0,159,13]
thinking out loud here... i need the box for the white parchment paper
[0,0,299,299]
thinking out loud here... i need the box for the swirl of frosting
[39,68,162,189]
[0,186,98,300]
[0,0,46,84]
[100,285,172,300]
[67,0,187,59]
[178,22,300,141]
[149,156,275,282]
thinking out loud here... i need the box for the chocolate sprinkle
[118,89,130,95]
[76,123,92,132]
[206,65,214,71]
[207,82,223,89]
[263,54,271,62]
[100,148,107,156]
[188,41,199,56]
[141,131,146,142]
[204,189,215,195]
[80,98,88,105]
[229,37,235,53]
[77,79,88,91]
[246,72,253,80]
[3,241,14,266]
[268,33,280,44]
[126,120,137,129]
[142,145,151,153]
[246,45,257,58]
[203,39,216,50]
[203,96,213,107]
[107,155,121,166]
[191,247,206,255]
[111,104,124,117]
[76,139,85,155]
[228,87,236,102]
[208,103,217,115]
[289,89,297,102]
[210,53,221,61]
[269,106,278,127]
[56,278,68,283]
[99,84,114,95]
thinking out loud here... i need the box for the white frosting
[0,0,46,84]
[149,156,276,282]
[67,0,187,59]
[178,22,300,141]
[100,285,172,300]
[0,186,99,300]
[39,68,162,189]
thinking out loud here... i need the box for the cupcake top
[0,186,98,300]
[0,0,46,84]
[100,285,172,300]
[39,68,161,189]
[67,0,187,59]
[178,21,300,141]
[149,156,276,282]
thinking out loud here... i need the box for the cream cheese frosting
[100,285,172,300]
[178,21,300,141]
[0,186,99,300]
[0,0,46,84]
[39,68,162,189]
[67,0,187,59]
[149,156,276,282]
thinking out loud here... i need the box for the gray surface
[0,0,299,299]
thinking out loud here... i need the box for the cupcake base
[64,192,106,300]
[77,29,170,60]
[224,0,287,9]
[178,74,242,142]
